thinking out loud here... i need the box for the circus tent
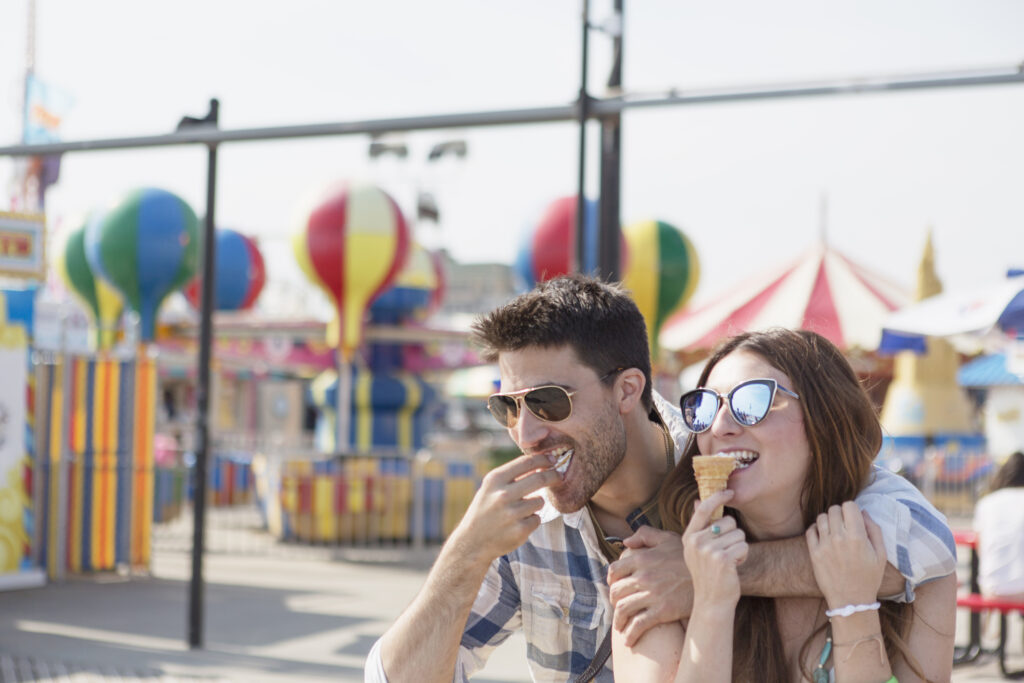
[659,242,910,355]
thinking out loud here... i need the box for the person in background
[972,451,1024,600]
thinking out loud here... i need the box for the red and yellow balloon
[293,182,410,356]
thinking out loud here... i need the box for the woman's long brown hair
[659,329,928,681]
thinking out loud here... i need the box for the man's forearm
[739,536,905,598]
[379,535,493,682]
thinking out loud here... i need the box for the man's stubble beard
[549,407,627,514]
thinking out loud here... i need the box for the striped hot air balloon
[84,188,199,342]
[369,242,442,325]
[621,220,700,356]
[292,182,410,356]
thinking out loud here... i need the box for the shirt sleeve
[363,555,522,683]
[364,637,389,683]
[855,467,957,602]
[455,554,523,680]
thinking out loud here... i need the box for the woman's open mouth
[729,450,759,470]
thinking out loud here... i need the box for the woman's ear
[616,368,646,415]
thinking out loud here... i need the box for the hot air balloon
[59,218,124,350]
[621,219,700,357]
[293,182,410,354]
[292,181,410,452]
[515,195,628,289]
[369,242,442,325]
[184,229,266,312]
[85,188,199,342]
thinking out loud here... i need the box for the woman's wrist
[825,594,879,611]
[829,610,883,639]
[825,600,881,618]
[690,598,739,624]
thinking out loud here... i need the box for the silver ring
[710,524,721,536]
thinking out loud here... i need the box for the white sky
[1,0,1023,315]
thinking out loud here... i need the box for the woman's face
[695,349,811,538]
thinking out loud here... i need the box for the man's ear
[616,368,646,415]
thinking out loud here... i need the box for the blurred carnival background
[0,0,1023,675]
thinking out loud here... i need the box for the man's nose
[511,404,551,448]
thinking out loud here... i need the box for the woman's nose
[709,400,741,437]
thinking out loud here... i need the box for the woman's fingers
[841,501,867,537]
[685,490,734,535]
[724,540,749,565]
[827,503,845,536]
[862,510,886,555]
[703,515,737,537]
[815,502,869,540]
[805,523,819,549]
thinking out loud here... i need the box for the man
[365,274,956,682]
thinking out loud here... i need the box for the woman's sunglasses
[679,378,800,434]
[487,368,623,429]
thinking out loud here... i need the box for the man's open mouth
[549,447,574,475]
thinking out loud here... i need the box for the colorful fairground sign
[0,211,46,280]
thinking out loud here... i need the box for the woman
[612,329,954,682]
[973,451,1024,600]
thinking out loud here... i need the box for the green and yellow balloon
[59,216,124,351]
[621,220,700,356]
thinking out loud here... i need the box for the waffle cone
[692,455,736,520]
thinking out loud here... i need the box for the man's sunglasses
[487,368,623,429]
[679,378,800,434]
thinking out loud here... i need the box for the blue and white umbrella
[879,274,1024,354]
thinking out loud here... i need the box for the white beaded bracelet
[825,601,881,618]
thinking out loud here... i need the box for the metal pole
[574,0,590,274]
[188,98,219,650]
[2,66,1023,159]
[597,0,623,282]
[336,352,352,455]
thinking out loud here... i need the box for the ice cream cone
[692,454,736,520]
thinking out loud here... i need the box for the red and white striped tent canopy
[659,243,910,354]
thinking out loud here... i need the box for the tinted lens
[487,395,518,428]
[523,386,573,422]
[730,381,774,426]
[680,389,721,433]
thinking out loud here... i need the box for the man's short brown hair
[471,274,653,410]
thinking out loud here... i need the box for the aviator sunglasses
[679,378,800,434]
[487,368,624,429]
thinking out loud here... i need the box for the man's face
[496,345,626,513]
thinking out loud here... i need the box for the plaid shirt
[365,391,956,683]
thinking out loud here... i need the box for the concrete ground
[0,517,1020,681]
